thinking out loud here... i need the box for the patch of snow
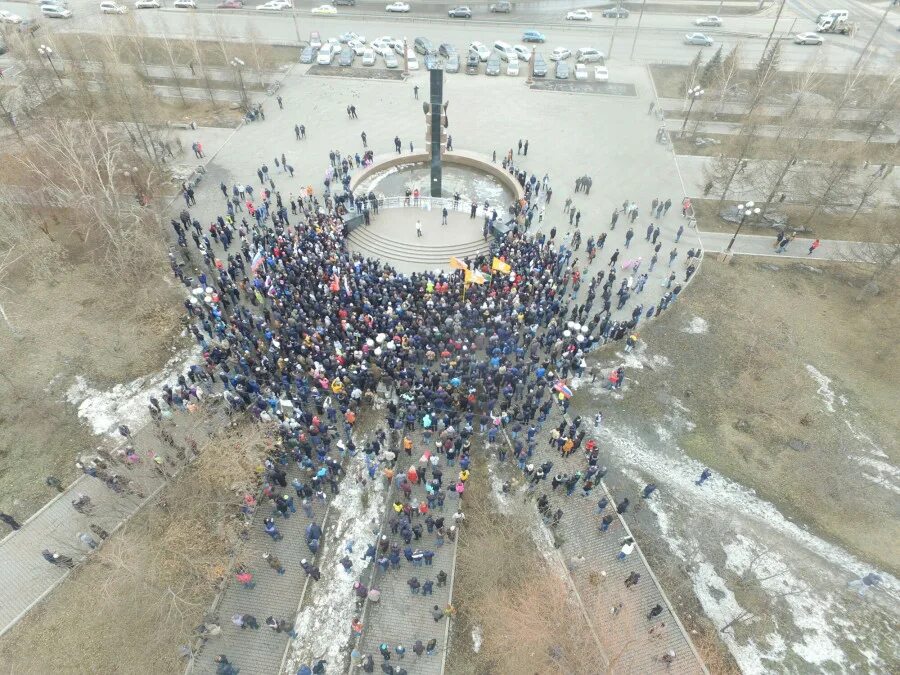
[286,452,385,673]
[65,346,201,437]
[683,316,708,334]
[844,421,889,459]
[805,364,842,414]
[471,625,483,653]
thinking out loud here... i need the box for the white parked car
[0,10,24,22]
[311,3,336,13]
[468,41,490,61]
[361,48,376,65]
[100,0,127,12]
[172,0,196,8]
[41,4,73,17]
[339,31,366,43]
[507,57,519,75]
[371,40,394,57]
[684,33,714,46]
[575,63,588,79]
[317,44,336,64]
[566,8,592,20]
[347,39,366,55]
[257,0,289,9]
[406,48,419,69]
[134,0,160,8]
[512,44,531,62]
[550,47,571,61]
[385,1,409,11]
[794,32,823,45]
[594,65,609,81]
[695,15,721,26]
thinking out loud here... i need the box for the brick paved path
[188,463,329,675]
[497,415,706,674]
[355,428,460,675]
[0,403,226,637]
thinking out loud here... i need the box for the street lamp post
[38,44,63,84]
[680,85,703,137]
[725,201,761,253]
[230,57,248,110]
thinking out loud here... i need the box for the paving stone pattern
[0,404,227,636]
[355,429,460,675]
[190,466,329,675]
[499,410,706,674]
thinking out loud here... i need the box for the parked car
[384,51,399,67]
[372,40,393,56]
[300,46,316,63]
[439,43,456,58]
[555,60,569,79]
[601,5,629,17]
[339,31,366,43]
[317,43,336,64]
[576,47,603,63]
[506,57,519,76]
[468,41,490,61]
[566,8,592,20]
[258,0,289,10]
[309,31,322,49]
[794,32,823,44]
[346,39,365,55]
[695,15,721,26]
[489,0,511,11]
[134,0,160,7]
[100,1,127,13]
[448,5,471,17]
[445,53,460,72]
[512,44,531,61]
[311,3,336,13]
[550,47,571,61]
[407,48,419,70]
[465,51,479,74]
[217,0,244,6]
[594,64,609,80]
[532,52,548,77]
[684,33,714,46]
[361,48,375,65]
[414,37,435,55]
[485,53,501,75]
[424,53,439,70]
[575,63,588,79]
[385,1,409,11]
[0,10,23,22]
[172,0,196,8]
[522,30,545,43]
[337,46,352,65]
[334,0,355,4]
[41,4,73,17]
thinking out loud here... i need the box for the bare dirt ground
[672,135,897,163]
[568,257,899,672]
[0,420,266,673]
[0,263,186,521]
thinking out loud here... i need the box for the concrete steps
[348,225,490,266]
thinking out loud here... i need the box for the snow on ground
[682,316,708,334]
[285,451,385,673]
[597,416,900,673]
[805,364,845,414]
[65,345,201,437]
[471,625,483,654]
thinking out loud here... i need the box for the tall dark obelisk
[427,68,446,197]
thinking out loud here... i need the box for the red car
[217,0,244,7]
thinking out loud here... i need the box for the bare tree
[712,44,741,119]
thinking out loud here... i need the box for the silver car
[684,33,714,46]
[555,60,569,79]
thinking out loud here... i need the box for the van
[492,40,515,62]
[816,9,847,22]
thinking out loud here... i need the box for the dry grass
[672,135,898,163]
[447,464,607,674]
[0,420,272,673]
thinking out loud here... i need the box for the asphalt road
[0,0,896,71]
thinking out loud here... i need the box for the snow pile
[682,316,709,334]
[471,625,483,654]
[844,421,899,495]
[805,364,843,414]
[285,452,385,673]
[66,346,201,437]
[595,417,900,673]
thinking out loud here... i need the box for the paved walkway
[188,459,329,675]
[495,415,706,674]
[354,426,460,674]
[0,403,226,636]
[697,230,888,261]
